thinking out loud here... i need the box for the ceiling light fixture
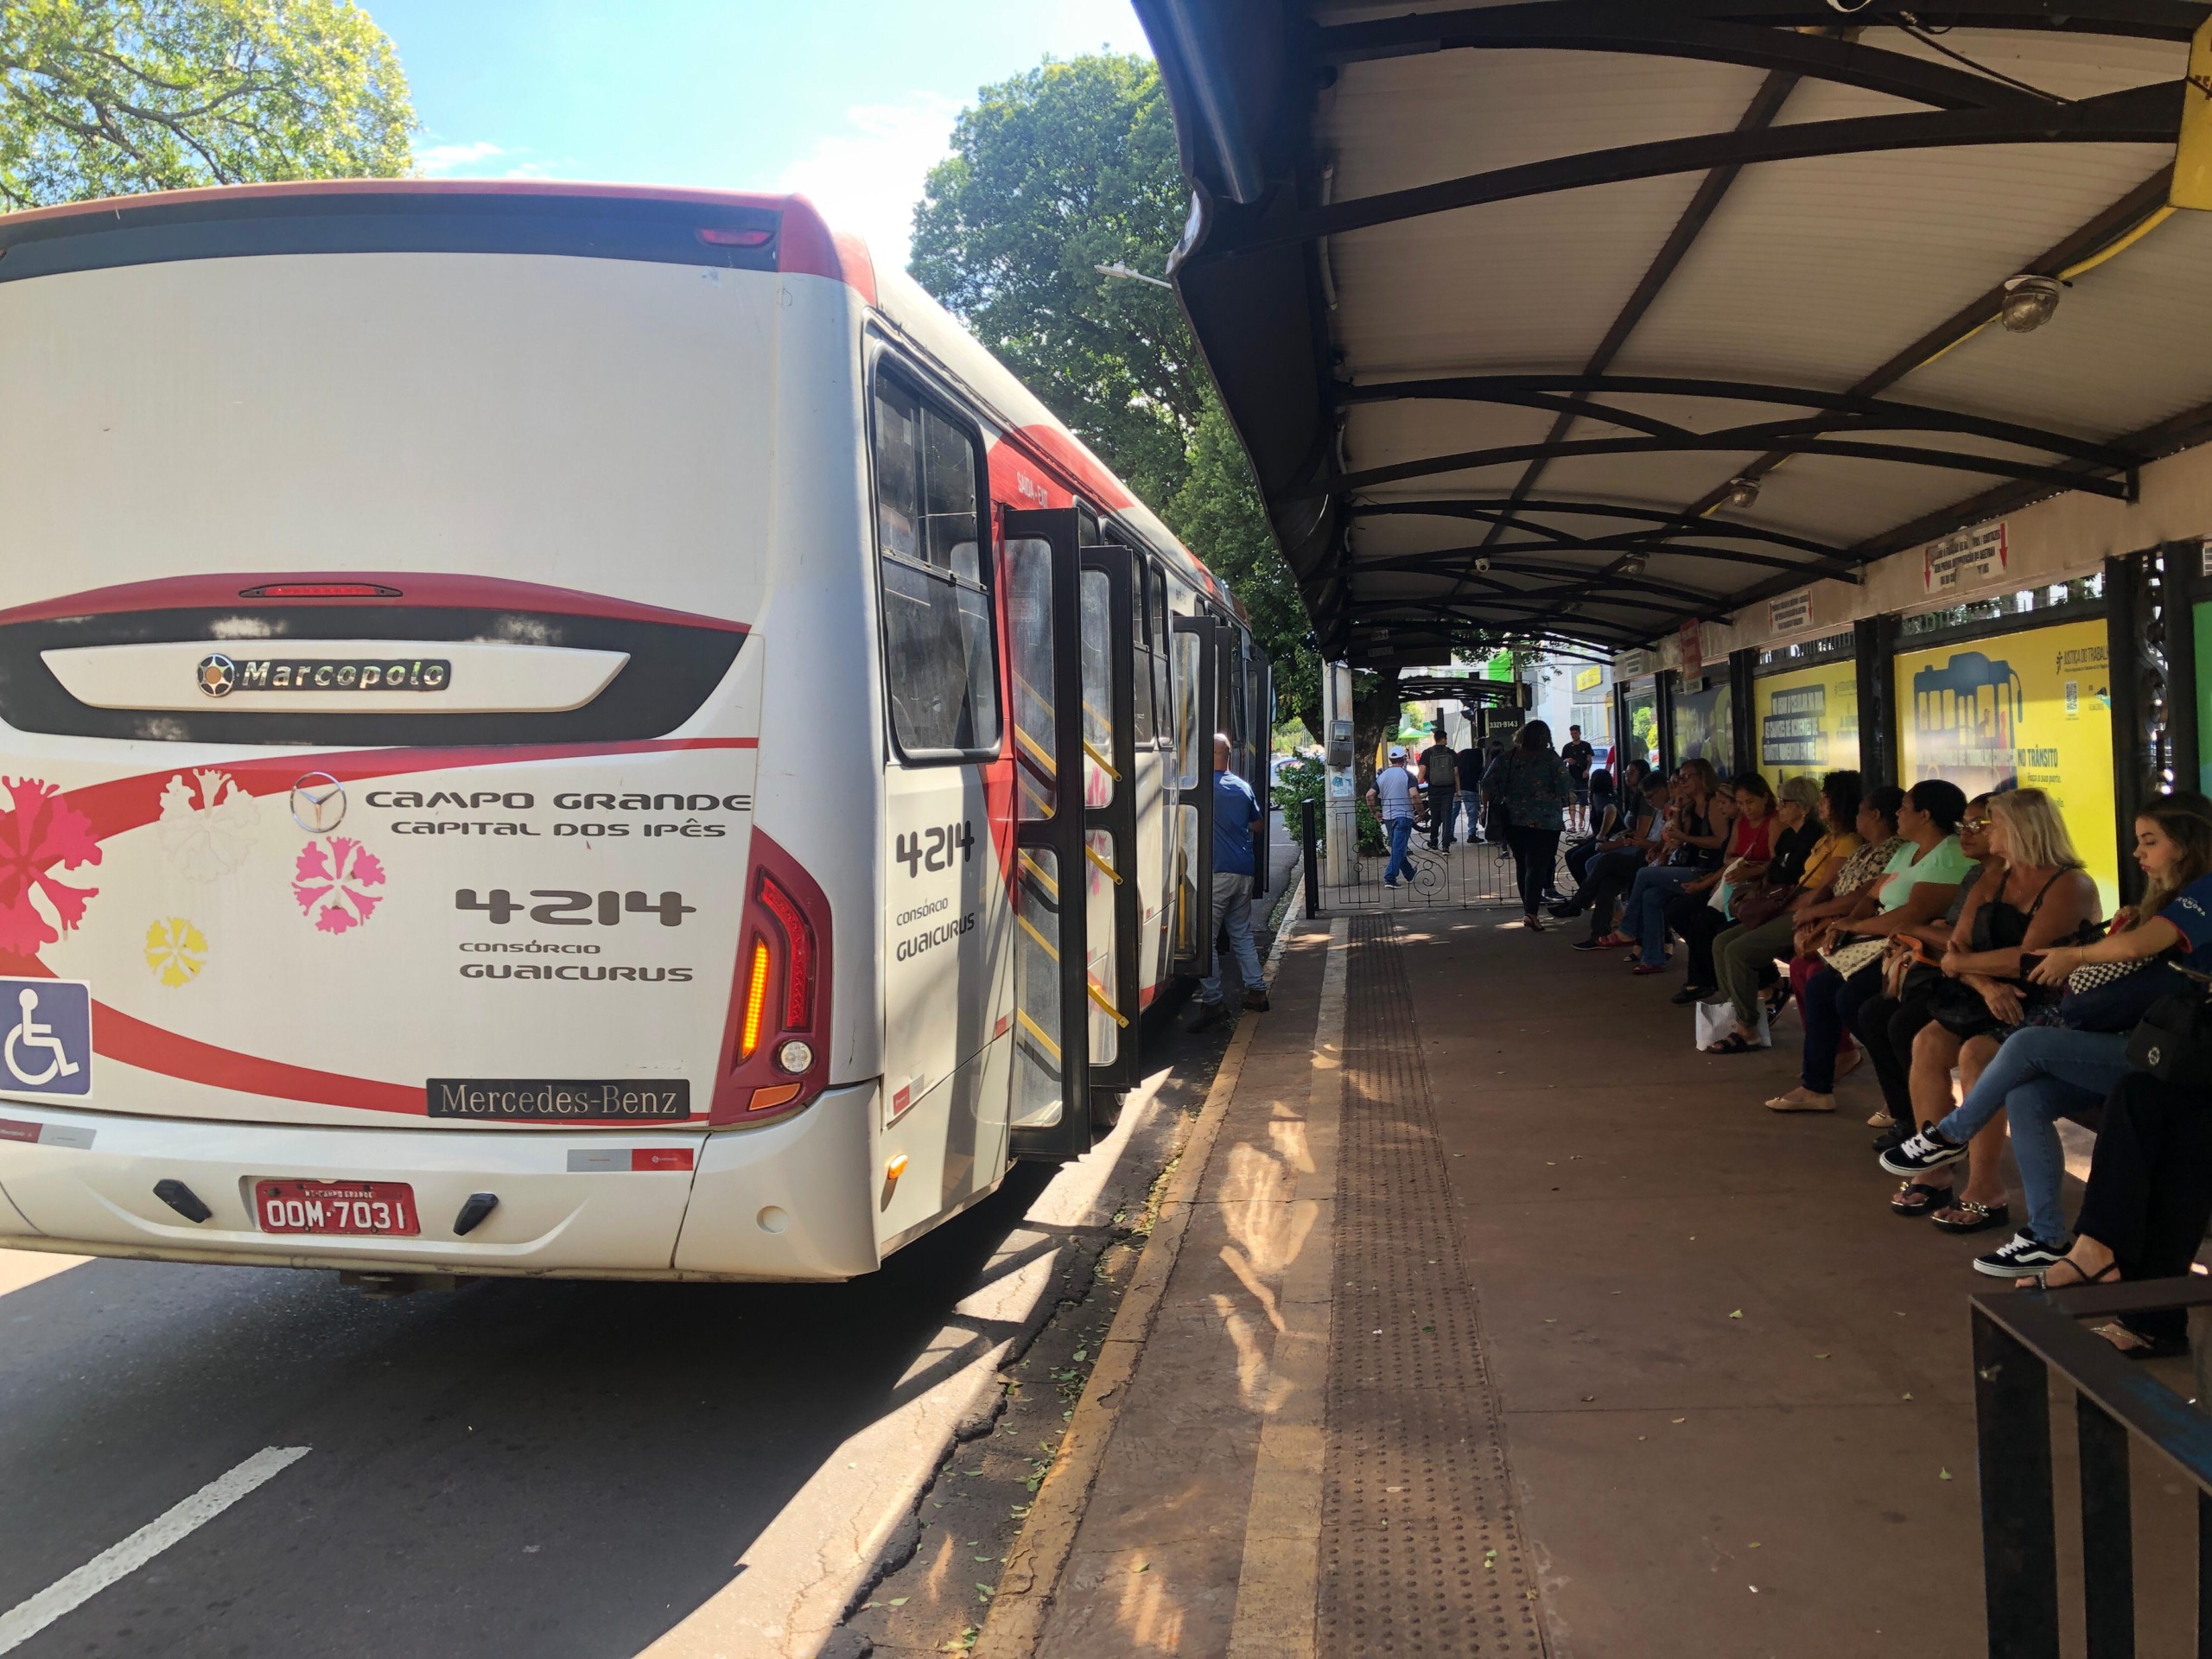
[1617,551,1649,575]
[1999,274,2063,333]
[1724,476,1761,511]
[1475,556,1491,573]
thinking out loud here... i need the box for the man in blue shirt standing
[1369,744,1419,886]
[1187,734,1269,1032]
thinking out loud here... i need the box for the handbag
[2056,957,2192,1033]
[1732,881,1800,931]
[1820,937,1886,979]
[1926,976,2008,1039]
[2126,982,2212,1081]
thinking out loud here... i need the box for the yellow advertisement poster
[1895,618,2119,912]
[1754,660,1860,790]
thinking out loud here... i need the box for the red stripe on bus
[0,572,750,631]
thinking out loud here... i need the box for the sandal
[1704,1032,1758,1055]
[1889,1179,1949,1217]
[2030,1258,2121,1291]
[1763,982,1792,1020]
[1930,1198,2011,1235]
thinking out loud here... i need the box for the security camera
[1475,556,1491,574]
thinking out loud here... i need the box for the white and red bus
[0,181,1269,1282]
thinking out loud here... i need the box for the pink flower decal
[292,836,386,935]
[0,777,102,954]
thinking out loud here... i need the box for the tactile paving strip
[1319,914,1548,1656]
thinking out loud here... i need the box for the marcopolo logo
[196,653,451,697]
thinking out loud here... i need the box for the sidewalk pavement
[976,909,2207,1656]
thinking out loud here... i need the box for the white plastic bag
[1694,998,1770,1050]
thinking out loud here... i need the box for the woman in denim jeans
[1881,792,2212,1279]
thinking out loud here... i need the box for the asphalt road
[0,1166,1062,1659]
[0,826,1299,1659]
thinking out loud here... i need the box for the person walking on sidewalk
[1455,741,1485,843]
[1560,724,1595,834]
[1370,745,1421,887]
[1421,734,1459,850]
[1482,720,1570,930]
[1188,734,1271,1031]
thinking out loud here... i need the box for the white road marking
[0,1446,310,1655]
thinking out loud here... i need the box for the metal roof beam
[1339,374,2145,470]
[1348,596,1661,635]
[1206,80,2181,254]
[1315,5,2083,111]
[1351,497,1850,557]
[1318,423,2135,499]
[1354,551,1729,606]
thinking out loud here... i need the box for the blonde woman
[1895,789,2101,1231]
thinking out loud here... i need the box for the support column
[2107,553,2155,906]
[1656,671,1677,775]
[2169,538,2204,796]
[1322,660,1358,888]
[1853,614,1899,788]
[1729,648,1758,780]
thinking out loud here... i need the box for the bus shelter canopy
[1134,0,2212,665]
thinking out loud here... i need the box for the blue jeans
[1937,1026,2132,1246]
[1198,873,1265,1002]
[1622,864,1701,966]
[1383,816,1414,884]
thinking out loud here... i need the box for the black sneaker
[1242,988,1270,1012]
[1878,1127,1971,1177]
[1872,1119,1914,1156]
[1974,1233,2073,1279]
[1548,900,1582,919]
[1670,983,1716,1006]
[1569,937,1612,952]
[1185,999,1228,1033]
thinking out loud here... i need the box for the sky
[366,0,1154,265]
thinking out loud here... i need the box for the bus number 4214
[456,889,696,926]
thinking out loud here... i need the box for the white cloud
[414,140,507,177]
[776,92,963,268]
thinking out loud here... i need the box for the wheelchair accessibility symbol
[0,979,92,1099]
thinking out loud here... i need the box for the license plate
[254,1179,419,1236]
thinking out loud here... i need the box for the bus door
[1081,543,1143,1097]
[1251,651,1274,893]
[1005,509,1124,1160]
[1170,612,1219,978]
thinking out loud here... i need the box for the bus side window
[874,372,1000,760]
[1128,551,1155,747]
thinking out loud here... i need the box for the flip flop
[1929,1198,2011,1235]
[1889,1179,1948,1217]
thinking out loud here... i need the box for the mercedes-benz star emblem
[289,772,346,834]
[196,653,238,698]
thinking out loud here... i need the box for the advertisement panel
[1895,618,2118,912]
[1672,679,1734,778]
[1753,659,1859,791]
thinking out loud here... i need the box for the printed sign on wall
[1768,591,1815,635]
[1895,617,2117,911]
[1922,522,2009,595]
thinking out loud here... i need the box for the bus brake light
[757,874,814,1027]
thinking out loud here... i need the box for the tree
[0,0,413,211]
[1169,397,1320,734]
[910,54,1321,727]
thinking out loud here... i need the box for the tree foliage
[910,54,1321,731]
[0,0,414,210]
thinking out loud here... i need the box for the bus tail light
[714,830,833,1126]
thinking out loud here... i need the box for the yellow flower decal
[144,917,208,987]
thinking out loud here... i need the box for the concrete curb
[974,913,1304,1657]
